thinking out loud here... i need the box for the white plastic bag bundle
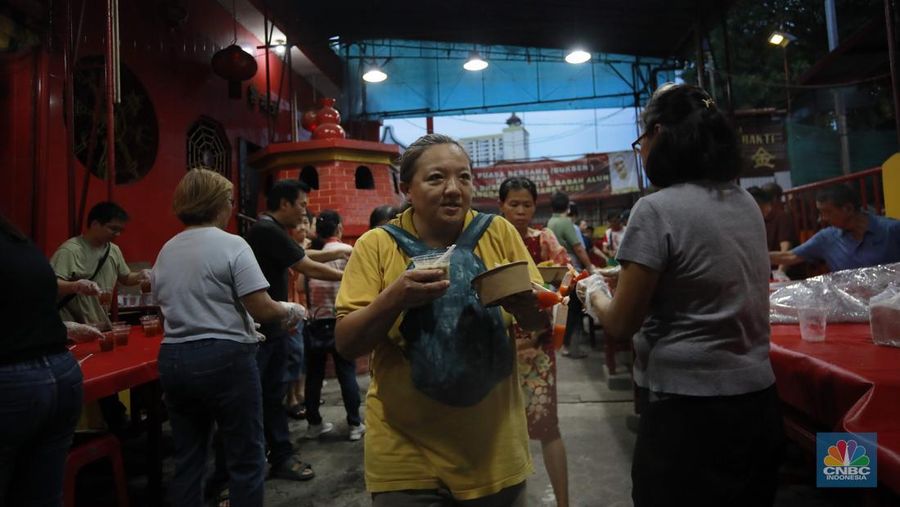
[870,284,900,348]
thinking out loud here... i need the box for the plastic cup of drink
[111,322,130,346]
[140,315,161,337]
[99,331,116,352]
[98,289,113,310]
[798,307,827,342]
[411,252,451,280]
[552,302,569,350]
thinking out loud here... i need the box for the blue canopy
[342,40,679,120]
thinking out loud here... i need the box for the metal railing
[782,167,884,242]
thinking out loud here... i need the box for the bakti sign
[735,112,789,177]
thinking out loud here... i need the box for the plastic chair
[64,433,130,507]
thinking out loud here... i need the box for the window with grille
[186,117,231,177]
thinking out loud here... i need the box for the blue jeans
[283,322,305,382]
[0,351,83,507]
[158,339,265,507]
[256,334,294,468]
[304,345,361,426]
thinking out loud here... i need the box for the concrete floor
[260,346,888,507]
[90,342,895,506]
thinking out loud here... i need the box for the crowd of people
[3,81,900,507]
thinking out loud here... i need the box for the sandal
[270,455,315,481]
[286,404,307,420]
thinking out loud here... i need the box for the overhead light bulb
[274,39,286,55]
[463,51,488,71]
[565,49,591,64]
[363,66,388,83]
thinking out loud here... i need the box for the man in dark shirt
[748,186,798,278]
[244,180,343,481]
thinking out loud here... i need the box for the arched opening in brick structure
[355,166,375,190]
[300,165,319,190]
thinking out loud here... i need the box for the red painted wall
[2,0,318,264]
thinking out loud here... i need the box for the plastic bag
[769,262,900,324]
[577,274,612,323]
[870,284,900,348]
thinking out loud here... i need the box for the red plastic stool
[63,433,130,507]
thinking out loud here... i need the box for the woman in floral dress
[499,176,570,507]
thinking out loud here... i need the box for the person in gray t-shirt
[577,84,783,507]
[152,169,303,507]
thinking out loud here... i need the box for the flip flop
[271,456,315,481]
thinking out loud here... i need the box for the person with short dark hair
[303,210,365,441]
[770,184,900,271]
[369,205,399,229]
[546,192,596,358]
[748,186,797,277]
[603,210,626,259]
[580,83,783,506]
[49,201,151,436]
[50,201,149,328]
[244,179,343,482]
[498,176,570,507]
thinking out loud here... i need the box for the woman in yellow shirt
[335,134,547,506]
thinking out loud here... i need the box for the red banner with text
[472,154,612,205]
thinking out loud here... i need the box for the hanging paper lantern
[211,45,257,99]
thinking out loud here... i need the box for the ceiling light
[767,31,796,47]
[362,65,388,83]
[565,49,591,64]
[274,39,286,55]
[463,51,488,71]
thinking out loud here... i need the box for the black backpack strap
[456,213,495,251]
[57,243,111,310]
[380,223,431,258]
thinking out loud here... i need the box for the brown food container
[471,261,532,306]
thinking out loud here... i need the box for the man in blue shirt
[770,185,900,272]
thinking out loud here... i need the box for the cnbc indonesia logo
[817,433,877,488]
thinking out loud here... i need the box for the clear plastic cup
[140,315,162,337]
[111,322,130,346]
[98,289,113,311]
[99,331,115,352]
[411,252,451,279]
[551,302,569,350]
[798,307,827,342]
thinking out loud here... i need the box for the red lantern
[211,45,257,99]
[312,123,346,140]
[301,109,318,132]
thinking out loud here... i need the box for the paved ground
[83,341,897,506]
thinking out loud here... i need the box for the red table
[71,327,162,402]
[70,326,164,503]
[770,323,900,494]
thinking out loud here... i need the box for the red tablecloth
[770,323,900,493]
[71,326,162,402]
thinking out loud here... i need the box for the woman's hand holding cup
[388,269,450,310]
